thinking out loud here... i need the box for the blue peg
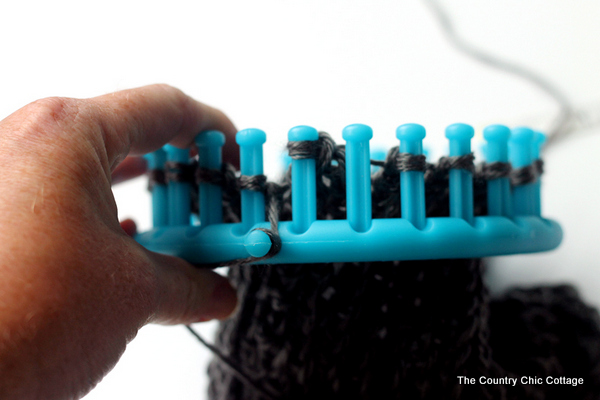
[396,123,426,229]
[370,148,386,174]
[343,124,373,232]
[510,127,535,216]
[195,130,225,227]
[236,129,266,232]
[164,145,191,226]
[288,126,318,234]
[145,149,168,227]
[532,131,546,217]
[483,125,512,217]
[445,123,475,224]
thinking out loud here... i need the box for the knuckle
[16,96,85,143]
[6,96,109,184]
[25,96,80,125]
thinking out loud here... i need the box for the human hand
[0,84,239,399]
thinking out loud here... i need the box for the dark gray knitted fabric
[208,261,600,400]
[174,132,600,399]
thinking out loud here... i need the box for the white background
[1,1,599,398]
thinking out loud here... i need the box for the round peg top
[396,123,426,141]
[510,127,535,144]
[483,125,510,162]
[510,127,535,167]
[164,144,190,162]
[445,123,475,140]
[195,130,225,147]
[236,128,267,146]
[342,124,373,142]
[244,229,272,258]
[288,125,319,142]
[483,125,511,143]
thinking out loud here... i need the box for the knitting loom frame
[135,123,562,265]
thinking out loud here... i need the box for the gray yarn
[437,153,476,173]
[196,167,225,187]
[534,159,544,176]
[396,153,427,172]
[510,165,538,186]
[147,169,166,191]
[287,140,319,160]
[239,175,267,192]
[480,162,512,181]
[164,161,194,183]
[185,325,280,400]
[423,0,576,148]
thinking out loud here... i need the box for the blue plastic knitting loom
[135,123,562,265]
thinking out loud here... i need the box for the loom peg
[343,124,373,233]
[483,125,512,217]
[396,123,427,229]
[165,145,191,226]
[145,149,169,227]
[244,229,272,258]
[445,123,475,225]
[288,126,319,234]
[510,127,536,216]
[195,130,225,227]
[236,128,267,232]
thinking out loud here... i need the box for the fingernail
[207,281,238,320]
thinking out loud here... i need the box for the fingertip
[206,280,238,321]
[223,136,240,170]
[91,84,238,163]
[209,106,237,138]
[149,254,238,325]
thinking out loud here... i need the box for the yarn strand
[184,325,280,400]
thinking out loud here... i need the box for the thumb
[147,252,238,325]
